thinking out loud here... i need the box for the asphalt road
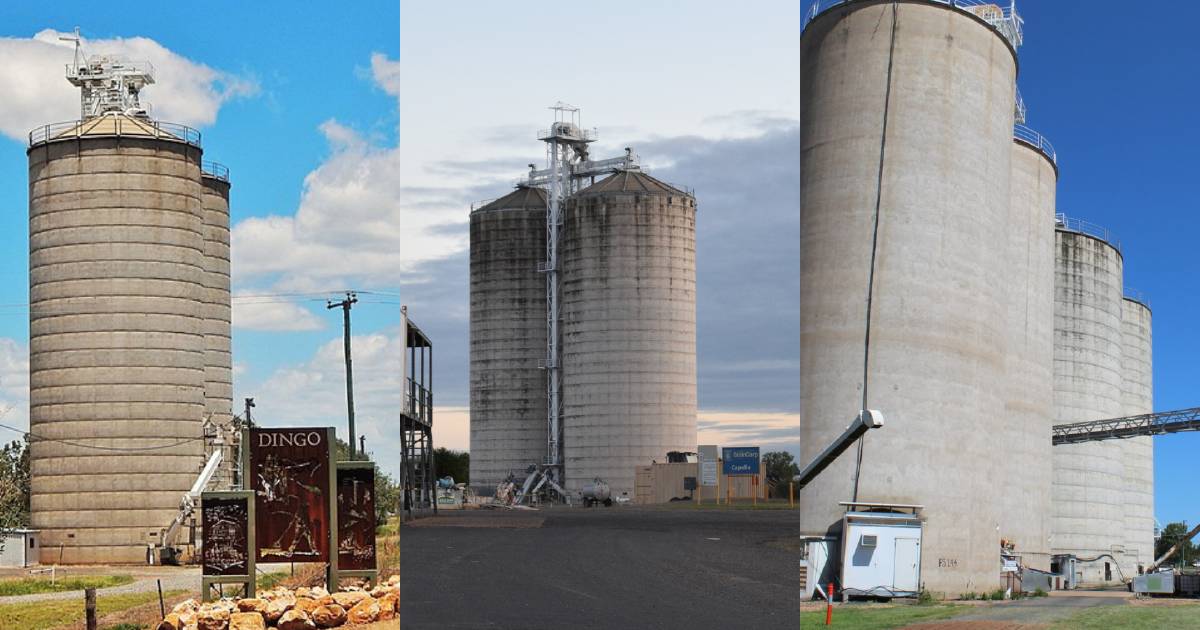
[400,506,799,629]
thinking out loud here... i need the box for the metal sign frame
[331,461,378,589]
[200,490,255,602]
[242,427,340,592]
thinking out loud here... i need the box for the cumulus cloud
[248,332,401,478]
[0,339,30,438]
[0,29,256,142]
[371,53,400,98]
[231,294,325,332]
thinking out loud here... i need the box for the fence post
[85,587,97,630]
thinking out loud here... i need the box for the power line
[0,421,207,452]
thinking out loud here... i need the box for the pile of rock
[156,575,400,629]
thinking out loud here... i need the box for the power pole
[244,398,255,428]
[327,291,358,459]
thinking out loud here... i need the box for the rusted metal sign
[249,428,333,563]
[202,494,250,576]
[336,463,377,571]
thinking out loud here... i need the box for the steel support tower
[527,103,638,489]
[400,306,436,520]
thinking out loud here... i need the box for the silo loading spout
[795,410,884,491]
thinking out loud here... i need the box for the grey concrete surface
[1051,229,1129,582]
[1002,140,1057,572]
[800,0,1018,594]
[561,171,697,497]
[400,507,797,629]
[27,121,210,564]
[1120,298,1154,570]
[468,187,549,494]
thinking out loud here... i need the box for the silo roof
[474,185,547,212]
[575,170,689,197]
[28,113,202,149]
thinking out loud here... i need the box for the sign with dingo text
[249,428,334,563]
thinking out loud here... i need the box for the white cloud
[250,332,401,477]
[0,29,256,142]
[0,339,30,438]
[231,294,325,332]
[370,53,400,98]
[231,54,463,293]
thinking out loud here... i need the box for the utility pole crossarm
[1052,406,1200,445]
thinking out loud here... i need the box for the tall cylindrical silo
[561,171,697,498]
[1003,137,1057,571]
[28,114,207,564]
[1052,224,1127,583]
[200,164,234,488]
[1120,296,1154,571]
[469,186,548,493]
[800,0,1018,593]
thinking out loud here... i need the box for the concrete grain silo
[800,0,1019,593]
[1052,221,1127,583]
[1003,134,1058,571]
[28,113,208,563]
[469,186,549,492]
[1120,296,1154,571]
[200,163,235,487]
[561,171,697,497]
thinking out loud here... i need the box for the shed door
[893,538,920,592]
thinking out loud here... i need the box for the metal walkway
[1052,407,1200,445]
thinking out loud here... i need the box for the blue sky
[0,2,403,476]
[1013,2,1200,531]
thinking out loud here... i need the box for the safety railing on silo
[1055,213,1121,252]
[1013,124,1057,166]
[28,118,202,149]
[202,161,230,182]
[803,0,1023,49]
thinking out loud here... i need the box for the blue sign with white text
[721,447,760,475]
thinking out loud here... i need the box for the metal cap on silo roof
[572,170,692,198]
[473,185,547,213]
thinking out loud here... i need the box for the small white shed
[839,502,924,599]
[1,529,40,568]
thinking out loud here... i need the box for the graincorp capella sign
[721,447,761,475]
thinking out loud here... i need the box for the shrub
[1033,587,1048,598]
[988,589,1006,601]
[917,589,935,605]
[960,591,977,601]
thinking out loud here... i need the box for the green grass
[1051,602,1200,629]
[799,603,969,629]
[256,570,289,590]
[106,624,148,630]
[0,575,134,596]
[0,589,186,630]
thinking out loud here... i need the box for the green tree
[433,448,469,485]
[0,437,31,552]
[762,451,800,499]
[1155,522,1199,568]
